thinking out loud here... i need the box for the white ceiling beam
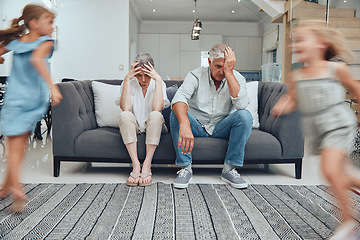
[130,0,142,22]
[251,0,285,19]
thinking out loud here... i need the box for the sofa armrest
[52,81,97,157]
[269,111,304,158]
[258,82,304,159]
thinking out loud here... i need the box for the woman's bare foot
[139,172,152,186]
[126,161,141,186]
[139,164,152,186]
[126,172,141,186]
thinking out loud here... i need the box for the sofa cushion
[74,127,281,163]
[92,81,121,128]
[75,127,128,158]
[137,133,177,161]
[75,128,176,161]
[188,129,281,162]
[244,129,282,160]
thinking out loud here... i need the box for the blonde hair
[292,20,355,64]
[0,4,54,45]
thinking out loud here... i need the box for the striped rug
[0,183,359,239]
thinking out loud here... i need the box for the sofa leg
[264,164,270,172]
[54,157,60,177]
[295,159,302,179]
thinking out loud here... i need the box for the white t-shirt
[116,78,170,132]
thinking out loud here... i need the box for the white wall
[0,0,4,75]
[129,3,140,65]
[0,0,130,81]
[51,0,129,81]
[0,0,38,76]
[0,0,3,29]
[140,21,262,37]
[139,21,263,78]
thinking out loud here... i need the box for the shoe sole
[221,177,248,189]
[173,177,192,189]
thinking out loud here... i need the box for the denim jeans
[170,109,253,167]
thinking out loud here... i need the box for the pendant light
[191,0,202,40]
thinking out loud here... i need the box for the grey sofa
[52,80,304,178]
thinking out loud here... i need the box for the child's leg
[5,133,29,209]
[321,147,352,221]
[0,174,10,197]
[0,168,11,197]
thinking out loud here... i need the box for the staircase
[292,1,360,79]
[291,1,360,120]
[292,1,355,19]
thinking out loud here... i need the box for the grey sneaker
[173,168,192,189]
[221,168,248,189]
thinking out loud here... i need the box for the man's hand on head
[222,46,240,97]
[223,46,236,75]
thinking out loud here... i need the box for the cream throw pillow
[92,81,121,128]
[246,81,260,128]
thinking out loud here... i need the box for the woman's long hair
[0,4,54,46]
[293,20,356,64]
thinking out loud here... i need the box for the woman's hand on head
[124,61,142,81]
[143,62,162,82]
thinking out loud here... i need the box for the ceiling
[130,0,270,22]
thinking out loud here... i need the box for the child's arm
[336,63,360,113]
[30,41,62,106]
[272,72,297,118]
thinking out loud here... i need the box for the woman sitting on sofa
[116,53,170,186]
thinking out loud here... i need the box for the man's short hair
[209,43,229,62]
[134,52,155,67]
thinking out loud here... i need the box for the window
[272,49,277,63]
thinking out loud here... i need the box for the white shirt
[171,67,249,135]
[116,78,170,132]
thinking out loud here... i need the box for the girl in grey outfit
[273,21,360,240]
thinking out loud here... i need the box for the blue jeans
[170,110,253,167]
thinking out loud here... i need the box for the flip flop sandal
[139,172,152,187]
[126,172,141,186]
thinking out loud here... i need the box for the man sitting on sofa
[170,43,253,189]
